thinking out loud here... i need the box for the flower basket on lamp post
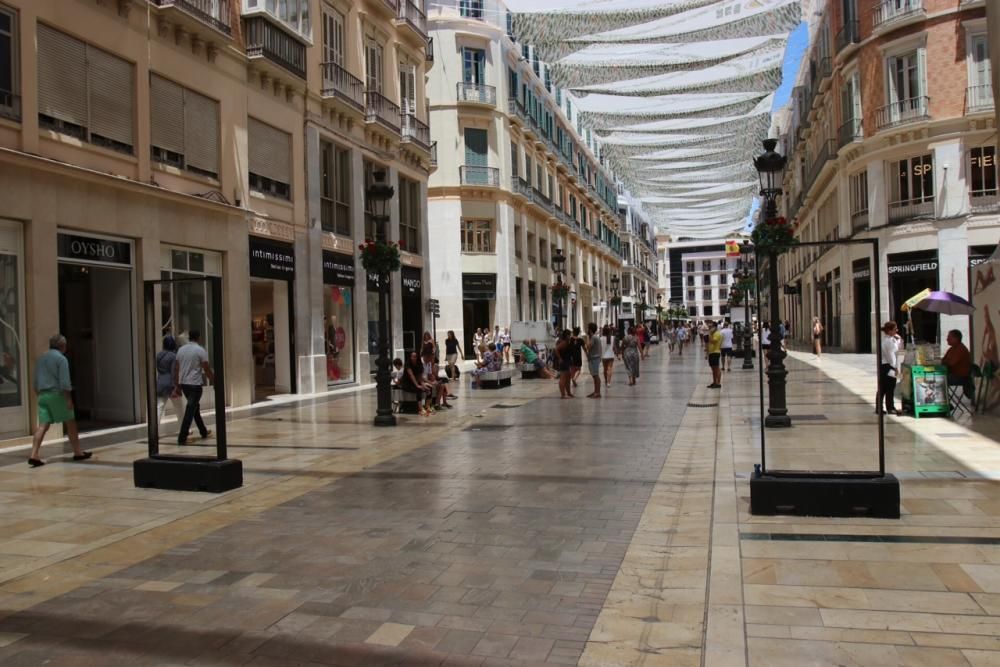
[359,239,402,275]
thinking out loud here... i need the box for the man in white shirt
[174,330,215,445]
[719,320,735,371]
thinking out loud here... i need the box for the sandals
[73,452,93,461]
[28,458,44,468]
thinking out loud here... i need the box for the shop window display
[324,286,354,384]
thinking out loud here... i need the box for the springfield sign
[889,260,937,275]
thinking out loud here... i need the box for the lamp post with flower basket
[363,170,398,427]
[552,248,568,331]
[753,139,794,428]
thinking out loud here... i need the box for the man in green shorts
[28,334,91,467]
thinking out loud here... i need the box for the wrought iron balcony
[837,117,862,149]
[401,113,431,150]
[872,0,924,31]
[888,198,934,225]
[966,85,995,114]
[816,56,832,85]
[835,20,860,52]
[430,141,437,167]
[243,16,305,79]
[851,210,869,233]
[365,91,401,132]
[876,96,930,131]
[425,37,434,63]
[971,190,1000,213]
[512,177,532,198]
[320,62,364,112]
[457,82,496,106]
[396,0,427,39]
[153,0,232,35]
[460,166,499,186]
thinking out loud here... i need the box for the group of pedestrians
[472,326,512,365]
[550,322,649,398]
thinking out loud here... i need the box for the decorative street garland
[551,283,571,300]
[359,239,401,275]
[750,216,797,254]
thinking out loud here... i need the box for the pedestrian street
[0,348,998,665]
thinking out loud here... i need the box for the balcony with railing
[872,0,924,31]
[971,189,1000,213]
[851,209,869,233]
[395,0,427,39]
[430,141,437,167]
[835,20,860,53]
[460,166,499,186]
[365,91,401,132]
[457,82,496,106]
[153,0,232,36]
[816,56,833,87]
[320,62,364,112]
[876,96,930,131]
[243,15,306,79]
[401,114,431,150]
[837,117,862,149]
[511,177,532,198]
[425,37,434,63]
[888,198,935,225]
[966,84,995,115]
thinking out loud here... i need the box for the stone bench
[516,363,541,379]
[477,368,514,389]
[392,386,421,414]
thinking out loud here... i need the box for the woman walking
[555,330,574,398]
[676,323,688,356]
[621,326,641,386]
[155,335,184,434]
[601,324,616,388]
[812,317,824,357]
[500,327,512,364]
[760,322,771,368]
[473,328,484,362]
[570,327,584,389]
[877,321,903,415]
[585,322,603,399]
[444,330,462,380]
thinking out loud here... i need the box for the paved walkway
[0,347,998,666]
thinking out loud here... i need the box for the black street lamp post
[739,241,755,370]
[553,248,567,331]
[367,170,396,427]
[754,139,790,428]
[610,274,620,328]
[655,294,663,337]
[637,285,647,324]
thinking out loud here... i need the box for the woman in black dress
[570,327,584,388]
[555,330,574,399]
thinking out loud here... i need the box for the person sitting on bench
[519,339,553,379]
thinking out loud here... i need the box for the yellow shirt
[707,331,722,354]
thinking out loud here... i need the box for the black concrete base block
[134,455,243,493]
[750,473,900,519]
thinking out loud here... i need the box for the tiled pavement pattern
[0,349,999,665]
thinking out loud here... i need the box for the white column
[296,123,326,394]
[350,148,372,383]
[938,222,971,353]
[867,160,887,230]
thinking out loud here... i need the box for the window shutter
[184,89,219,176]
[37,24,87,126]
[249,117,291,184]
[87,45,134,149]
[150,74,184,154]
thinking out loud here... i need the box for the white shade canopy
[508,0,799,235]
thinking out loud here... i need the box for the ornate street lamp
[552,247,567,331]
[753,139,790,428]
[366,169,396,427]
[655,294,663,337]
[637,285,647,324]
[739,240,755,370]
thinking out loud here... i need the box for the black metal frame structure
[754,237,885,477]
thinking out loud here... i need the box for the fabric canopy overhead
[510,0,799,237]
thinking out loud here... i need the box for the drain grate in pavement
[463,424,514,432]
[687,402,719,408]
[490,404,523,409]
[791,414,829,421]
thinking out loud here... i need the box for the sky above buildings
[745,21,809,232]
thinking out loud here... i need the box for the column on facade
[296,123,328,395]
[350,147,372,381]
[388,165,404,360]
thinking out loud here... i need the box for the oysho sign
[58,233,132,266]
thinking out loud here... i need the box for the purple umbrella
[911,290,975,316]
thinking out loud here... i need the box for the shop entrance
[853,259,872,354]
[889,251,939,345]
[57,248,137,431]
[463,299,490,359]
[401,267,423,354]
[250,280,293,400]
[0,221,26,439]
